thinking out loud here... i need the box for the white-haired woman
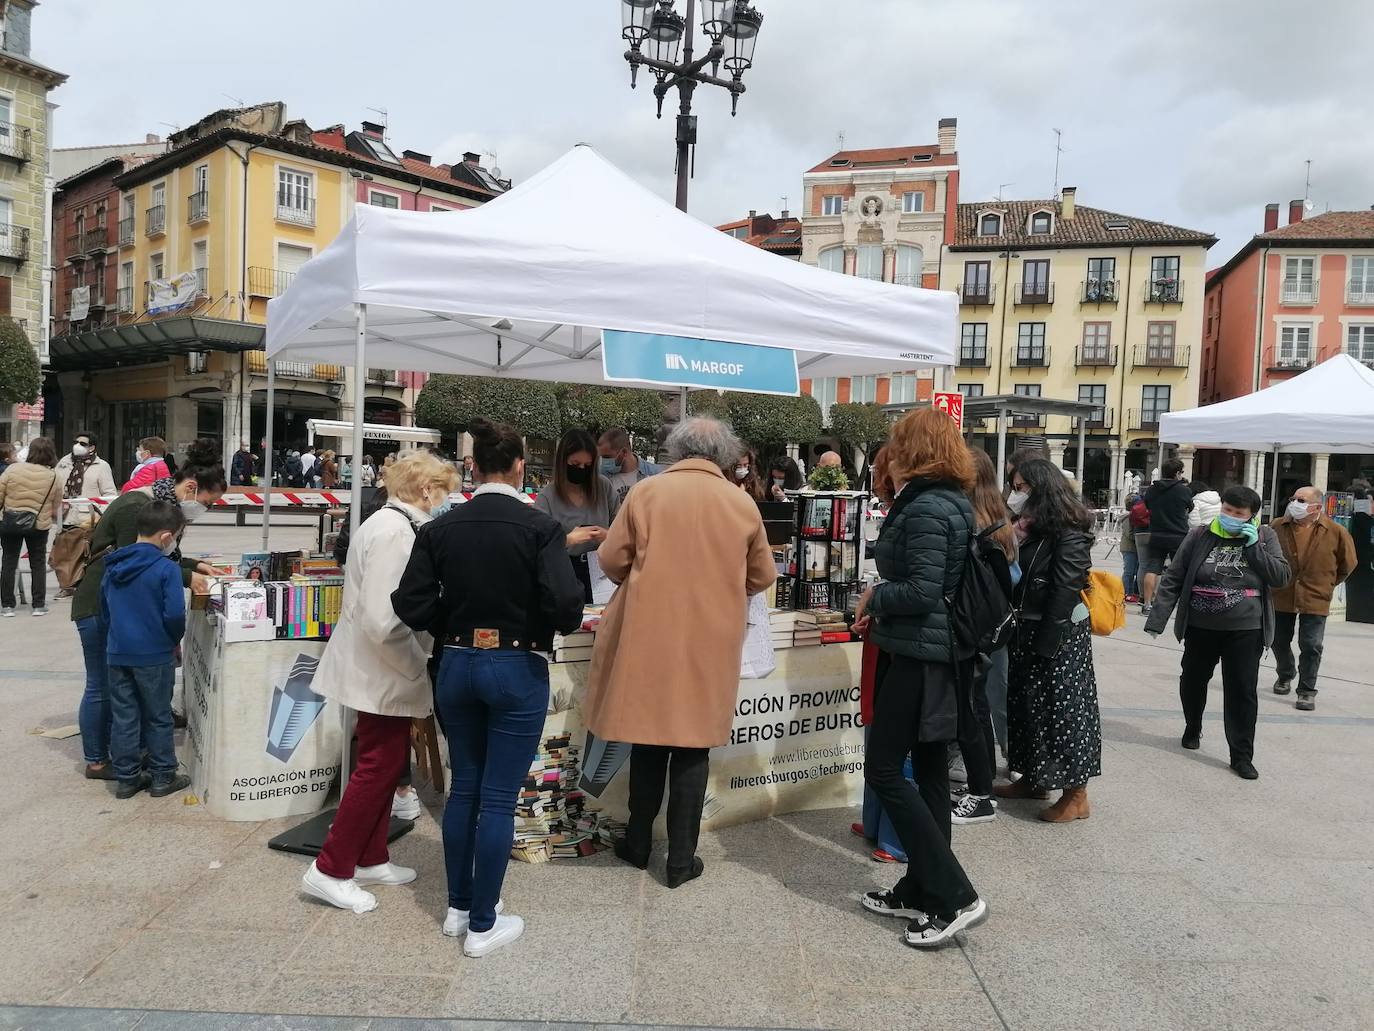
[585,418,777,888]
[301,451,458,915]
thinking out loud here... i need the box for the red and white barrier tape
[64,489,536,508]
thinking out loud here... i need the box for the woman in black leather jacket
[995,458,1102,822]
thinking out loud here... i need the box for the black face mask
[565,464,593,487]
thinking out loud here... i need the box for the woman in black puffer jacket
[853,408,987,950]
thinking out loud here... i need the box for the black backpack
[945,522,1015,658]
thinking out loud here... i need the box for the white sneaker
[301,861,378,914]
[463,913,524,958]
[443,898,505,937]
[1,608,16,617]
[31,607,49,617]
[353,861,417,887]
[391,788,422,821]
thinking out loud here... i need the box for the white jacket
[55,454,116,497]
[312,501,434,718]
[1188,489,1222,528]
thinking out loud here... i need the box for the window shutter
[0,276,12,315]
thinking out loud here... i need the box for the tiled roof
[951,200,1216,250]
[1256,210,1374,241]
[715,213,802,256]
[806,145,954,173]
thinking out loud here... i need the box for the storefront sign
[601,329,800,396]
[15,400,43,422]
[932,390,964,427]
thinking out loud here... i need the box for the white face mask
[72,444,89,458]
[1286,500,1313,521]
[735,466,749,480]
[1007,489,1030,515]
[180,500,207,522]
[160,536,178,557]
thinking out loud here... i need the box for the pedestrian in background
[57,431,116,527]
[733,447,767,501]
[534,428,618,603]
[124,437,175,493]
[1270,486,1356,711]
[0,442,12,477]
[1145,486,1290,779]
[320,450,339,489]
[1120,493,1141,603]
[767,455,804,500]
[1140,458,1193,614]
[229,442,256,487]
[597,426,664,507]
[1187,480,1222,528]
[0,436,62,618]
[997,457,1102,822]
[587,417,776,889]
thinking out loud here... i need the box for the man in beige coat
[586,417,776,887]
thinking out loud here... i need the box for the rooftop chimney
[462,151,481,166]
[748,209,757,217]
[401,149,432,164]
[1061,186,1076,220]
[1288,199,1305,225]
[360,120,385,139]
[145,133,160,144]
[937,117,957,156]
[1264,203,1279,232]
[780,209,790,219]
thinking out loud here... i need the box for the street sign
[601,330,800,396]
[932,390,963,427]
[15,400,44,422]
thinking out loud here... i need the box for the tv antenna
[780,194,789,213]
[996,182,1014,201]
[483,151,502,179]
[221,92,246,108]
[1052,128,1065,197]
[1303,159,1314,211]
[366,106,389,137]
[837,129,845,151]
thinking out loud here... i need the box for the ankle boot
[993,777,1050,801]
[1039,785,1090,823]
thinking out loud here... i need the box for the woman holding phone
[534,429,619,602]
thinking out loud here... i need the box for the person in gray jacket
[1145,485,1291,781]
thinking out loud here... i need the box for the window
[149,252,164,280]
[1021,259,1051,301]
[1078,383,1107,423]
[429,204,455,213]
[191,240,207,294]
[1349,257,1374,303]
[1013,383,1041,424]
[369,190,400,209]
[1017,322,1047,364]
[850,375,877,403]
[0,95,10,130]
[810,377,838,424]
[1029,210,1052,235]
[957,383,984,399]
[963,261,991,298]
[194,164,208,195]
[277,168,315,224]
[855,244,883,280]
[822,195,844,216]
[277,243,313,278]
[1347,324,1374,365]
[1149,255,1181,301]
[151,182,165,208]
[1277,323,1312,367]
[1141,385,1171,425]
[1086,257,1116,300]
[1146,321,1176,363]
[818,246,845,273]
[894,244,922,284]
[979,213,1001,236]
[121,194,134,221]
[901,191,924,213]
[118,261,133,311]
[1282,256,1316,303]
[1014,384,1041,397]
[1081,322,1112,362]
[888,372,919,405]
[119,261,132,289]
[960,323,988,365]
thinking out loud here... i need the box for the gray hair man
[1269,485,1357,710]
[663,417,745,471]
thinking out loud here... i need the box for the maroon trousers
[316,711,411,879]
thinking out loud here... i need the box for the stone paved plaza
[2,523,1372,1031]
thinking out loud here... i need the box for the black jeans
[1179,626,1263,763]
[1272,611,1327,695]
[957,657,997,796]
[625,743,709,871]
[864,653,978,919]
[0,528,48,609]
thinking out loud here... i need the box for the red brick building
[716,209,802,259]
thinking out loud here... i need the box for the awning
[48,315,264,372]
[305,419,440,445]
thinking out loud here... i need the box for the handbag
[51,516,110,590]
[1,471,56,535]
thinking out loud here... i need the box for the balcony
[1129,408,1167,431]
[1346,285,1374,306]
[246,350,342,381]
[957,351,989,368]
[145,204,166,237]
[890,273,922,287]
[1268,354,1313,373]
[959,282,995,305]
[0,122,31,163]
[193,267,208,297]
[65,233,84,262]
[1081,406,1114,431]
[1132,344,1190,369]
[118,217,135,247]
[367,368,399,385]
[1081,279,1119,304]
[0,224,30,262]
[1280,280,1319,306]
[1075,345,1118,368]
[247,266,295,298]
[1145,279,1184,304]
[116,286,133,313]
[276,198,316,227]
[1012,347,1051,368]
[84,226,111,253]
[1013,282,1054,306]
[188,191,209,225]
[1011,412,1045,429]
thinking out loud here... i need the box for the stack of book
[769,609,819,649]
[511,733,623,864]
[813,608,854,643]
[552,629,596,664]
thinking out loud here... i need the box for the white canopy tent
[1159,354,1374,506]
[262,143,958,544]
[304,419,440,447]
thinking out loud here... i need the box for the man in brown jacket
[585,417,776,888]
[1271,486,1357,711]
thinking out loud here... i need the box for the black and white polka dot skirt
[1007,620,1103,790]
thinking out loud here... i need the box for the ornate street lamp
[620,0,765,212]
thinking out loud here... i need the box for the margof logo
[665,353,689,371]
[664,353,746,376]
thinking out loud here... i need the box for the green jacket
[71,490,196,623]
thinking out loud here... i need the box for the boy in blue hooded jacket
[101,500,189,799]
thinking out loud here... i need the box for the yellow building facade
[938,189,1215,504]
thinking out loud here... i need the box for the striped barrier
[64,489,537,509]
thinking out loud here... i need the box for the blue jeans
[861,725,912,861]
[77,617,112,765]
[109,662,177,782]
[1122,550,1139,598]
[437,647,549,932]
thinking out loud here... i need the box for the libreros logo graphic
[265,654,327,763]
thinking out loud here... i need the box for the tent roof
[305,419,440,444]
[1159,354,1374,453]
[266,145,957,387]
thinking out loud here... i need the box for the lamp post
[622,0,764,213]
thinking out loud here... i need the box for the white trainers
[301,861,378,914]
[463,913,525,958]
[1,608,15,617]
[353,862,417,887]
[391,788,422,821]
[31,607,49,617]
[442,898,505,937]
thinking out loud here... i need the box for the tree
[686,390,730,420]
[828,402,892,480]
[557,385,667,440]
[0,317,40,406]
[415,374,560,440]
[723,391,823,455]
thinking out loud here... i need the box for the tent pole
[995,406,1008,490]
[1076,418,1086,492]
[679,385,689,425]
[349,304,368,542]
[261,362,275,550]
[1157,440,1166,477]
[1268,443,1281,521]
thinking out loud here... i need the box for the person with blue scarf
[1145,485,1291,780]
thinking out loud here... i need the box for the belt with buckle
[446,630,540,651]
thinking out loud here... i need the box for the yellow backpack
[1081,569,1126,636]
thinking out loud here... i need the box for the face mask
[772,476,786,488]
[159,536,178,557]
[1007,490,1029,515]
[180,500,207,522]
[1218,514,1249,535]
[135,450,148,463]
[1286,500,1312,521]
[72,444,89,458]
[600,455,621,476]
[735,466,749,481]
[565,464,592,487]
[429,496,454,519]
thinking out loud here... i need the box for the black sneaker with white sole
[861,889,927,921]
[950,794,997,825]
[904,897,989,948]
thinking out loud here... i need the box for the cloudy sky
[39,0,1373,264]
